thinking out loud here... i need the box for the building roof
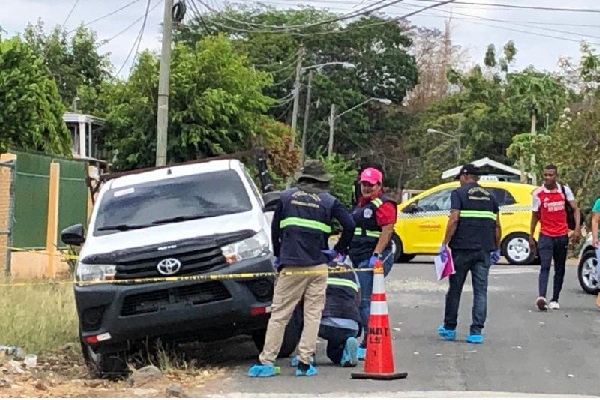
[63,112,105,125]
[441,157,533,179]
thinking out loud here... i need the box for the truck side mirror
[61,224,86,246]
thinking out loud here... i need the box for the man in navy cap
[437,164,502,344]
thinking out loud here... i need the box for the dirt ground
[0,343,228,398]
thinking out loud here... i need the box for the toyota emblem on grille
[156,258,182,275]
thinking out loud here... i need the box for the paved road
[196,258,600,397]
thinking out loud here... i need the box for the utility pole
[290,46,305,147]
[529,103,538,186]
[300,70,313,164]
[327,103,336,157]
[155,0,175,167]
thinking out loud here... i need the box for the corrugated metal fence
[11,151,89,249]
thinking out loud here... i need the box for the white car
[577,233,600,295]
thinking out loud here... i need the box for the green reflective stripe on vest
[327,277,359,292]
[372,198,383,208]
[354,228,380,238]
[459,210,497,220]
[280,217,332,233]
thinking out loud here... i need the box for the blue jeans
[318,325,359,364]
[443,249,490,335]
[351,249,394,346]
[537,233,569,302]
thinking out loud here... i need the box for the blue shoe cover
[295,364,317,376]
[357,346,366,361]
[290,354,316,367]
[247,363,280,377]
[341,337,359,367]
[438,325,456,341]
[466,334,484,344]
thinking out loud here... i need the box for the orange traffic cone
[351,260,408,380]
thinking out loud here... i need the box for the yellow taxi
[391,180,539,265]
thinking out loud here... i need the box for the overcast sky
[2,0,600,78]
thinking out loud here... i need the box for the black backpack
[560,184,585,230]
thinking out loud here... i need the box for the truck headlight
[76,263,117,282]
[221,230,270,264]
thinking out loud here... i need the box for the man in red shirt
[348,167,397,359]
[530,164,581,311]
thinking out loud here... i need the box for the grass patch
[0,278,78,355]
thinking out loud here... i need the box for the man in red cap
[348,166,397,360]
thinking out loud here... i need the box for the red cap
[360,168,382,185]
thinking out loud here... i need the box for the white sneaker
[549,301,560,310]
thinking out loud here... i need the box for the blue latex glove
[272,257,281,269]
[333,253,347,265]
[490,250,501,265]
[368,254,382,268]
[321,249,337,261]
[438,244,447,263]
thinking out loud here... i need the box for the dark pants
[537,233,569,302]
[318,324,359,364]
[443,249,491,335]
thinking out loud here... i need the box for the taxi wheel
[502,233,536,265]
[391,234,415,263]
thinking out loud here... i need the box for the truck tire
[80,333,129,380]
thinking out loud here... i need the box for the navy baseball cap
[455,164,480,179]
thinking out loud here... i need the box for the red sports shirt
[532,184,574,237]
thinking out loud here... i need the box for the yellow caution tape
[0,266,375,287]
[2,246,79,260]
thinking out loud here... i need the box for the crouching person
[319,267,361,367]
[291,265,361,367]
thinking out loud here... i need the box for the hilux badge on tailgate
[157,258,182,275]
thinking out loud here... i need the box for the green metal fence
[11,151,88,249]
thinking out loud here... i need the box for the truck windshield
[93,169,253,235]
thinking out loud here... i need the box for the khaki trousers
[259,264,328,366]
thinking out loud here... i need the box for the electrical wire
[191,0,455,37]
[194,0,410,32]
[99,0,164,47]
[62,0,81,27]
[68,0,144,34]
[400,1,600,46]
[115,0,153,77]
[410,0,600,14]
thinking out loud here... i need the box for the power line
[115,0,154,77]
[62,0,81,27]
[99,0,164,47]
[410,0,600,14]
[195,0,411,32]
[68,0,144,34]
[398,0,600,40]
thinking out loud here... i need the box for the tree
[101,34,276,170]
[21,20,112,110]
[176,5,419,160]
[407,41,570,188]
[0,36,71,155]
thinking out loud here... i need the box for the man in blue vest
[248,160,355,378]
[437,164,502,344]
